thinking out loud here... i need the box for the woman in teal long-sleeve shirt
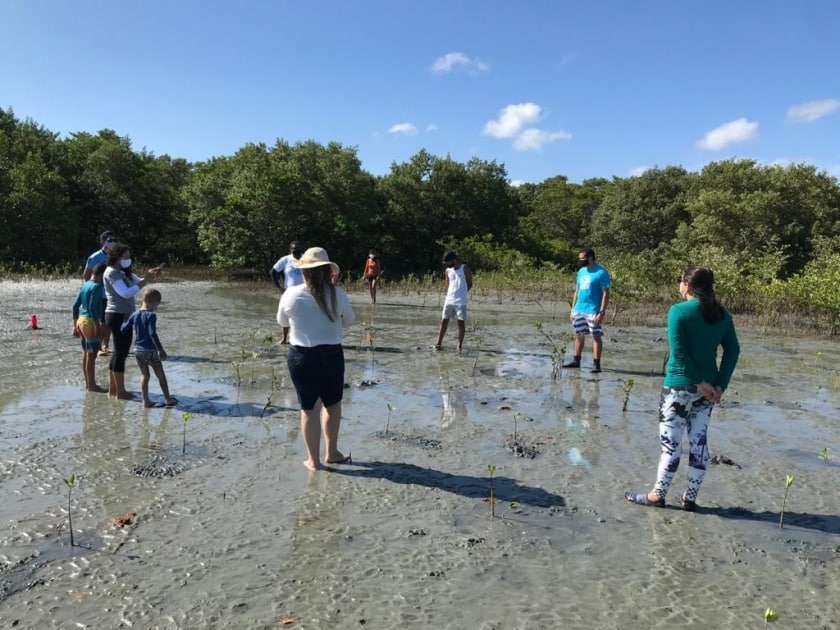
[626,266,740,511]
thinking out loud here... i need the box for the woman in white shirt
[277,247,355,471]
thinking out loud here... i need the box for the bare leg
[573,335,585,358]
[592,336,603,360]
[456,320,466,352]
[112,369,133,400]
[81,352,89,390]
[152,364,175,404]
[371,278,377,303]
[301,399,324,471]
[100,327,112,354]
[139,365,152,407]
[322,401,346,463]
[84,351,104,392]
[435,319,449,347]
[109,371,118,397]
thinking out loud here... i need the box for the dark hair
[442,250,458,264]
[143,288,162,304]
[106,244,132,276]
[91,262,107,277]
[303,265,338,321]
[682,266,723,323]
[581,248,596,260]
[290,241,302,251]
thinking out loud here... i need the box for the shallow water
[1,280,839,629]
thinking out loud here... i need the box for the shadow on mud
[330,460,565,508]
[166,355,230,365]
[700,506,840,535]
[175,394,294,417]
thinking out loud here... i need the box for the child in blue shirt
[121,289,177,408]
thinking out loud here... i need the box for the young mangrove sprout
[385,402,395,436]
[512,412,521,443]
[487,464,497,518]
[818,447,829,464]
[621,378,635,412]
[182,412,191,455]
[764,607,779,628]
[261,368,280,418]
[779,475,794,529]
[534,320,565,380]
[63,474,76,547]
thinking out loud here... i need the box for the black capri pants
[105,312,133,373]
[287,344,345,410]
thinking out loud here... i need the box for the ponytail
[683,266,723,323]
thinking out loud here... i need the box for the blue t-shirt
[573,264,611,314]
[272,254,304,288]
[122,310,164,352]
[85,249,108,298]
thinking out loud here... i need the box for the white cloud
[483,103,542,139]
[695,118,758,151]
[628,165,652,177]
[483,102,571,151]
[426,123,439,132]
[512,128,571,151]
[388,122,418,136]
[786,99,840,123]
[431,52,489,74]
[509,179,527,187]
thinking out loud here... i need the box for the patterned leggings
[652,387,713,502]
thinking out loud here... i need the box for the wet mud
[1,279,839,629]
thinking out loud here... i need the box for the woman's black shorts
[287,344,345,410]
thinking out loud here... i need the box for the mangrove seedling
[487,464,497,518]
[620,378,635,412]
[764,607,779,628]
[182,412,191,455]
[818,447,829,464]
[260,368,280,418]
[779,475,794,529]
[63,474,76,547]
[534,320,565,380]
[512,412,521,443]
[385,402,395,436]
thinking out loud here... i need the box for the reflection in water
[441,387,467,428]
[566,380,600,467]
[283,472,342,604]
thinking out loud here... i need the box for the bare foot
[143,400,155,408]
[302,459,321,472]
[88,385,108,393]
[325,451,352,465]
[116,392,135,401]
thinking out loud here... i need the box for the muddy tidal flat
[1,279,839,629]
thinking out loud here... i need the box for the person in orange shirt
[363,249,382,304]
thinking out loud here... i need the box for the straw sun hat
[294,247,340,275]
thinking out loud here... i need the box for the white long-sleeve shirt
[277,284,355,346]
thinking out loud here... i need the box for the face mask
[292,250,302,259]
[578,259,589,269]
[120,258,132,269]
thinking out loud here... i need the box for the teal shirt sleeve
[72,288,83,320]
[716,315,740,390]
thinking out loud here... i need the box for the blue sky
[3,0,839,184]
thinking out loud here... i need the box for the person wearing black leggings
[103,244,156,399]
